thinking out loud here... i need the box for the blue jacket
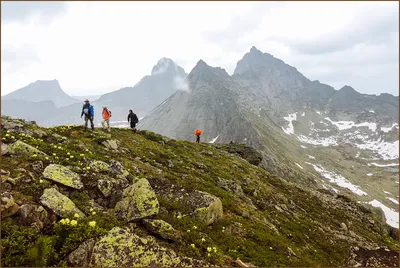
[81,103,94,117]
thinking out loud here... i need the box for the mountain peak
[338,85,358,95]
[151,58,186,76]
[188,59,229,80]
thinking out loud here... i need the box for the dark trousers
[196,135,200,143]
[130,122,137,132]
[84,115,94,130]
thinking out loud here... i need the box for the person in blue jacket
[81,99,95,131]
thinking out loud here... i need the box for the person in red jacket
[195,129,202,143]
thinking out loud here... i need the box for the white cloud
[1,1,398,96]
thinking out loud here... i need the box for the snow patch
[297,135,338,147]
[300,145,307,149]
[282,113,297,135]
[355,152,360,158]
[316,111,322,115]
[354,139,398,160]
[209,135,220,144]
[387,197,399,205]
[305,162,367,196]
[325,117,377,132]
[369,110,375,113]
[367,173,373,176]
[363,199,399,228]
[307,155,315,160]
[381,123,399,133]
[384,191,391,195]
[295,163,304,169]
[369,162,399,167]
[301,112,305,116]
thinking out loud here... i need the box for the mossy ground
[1,122,399,267]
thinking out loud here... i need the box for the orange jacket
[102,109,111,119]
[195,129,202,136]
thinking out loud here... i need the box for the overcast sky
[1,1,398,96]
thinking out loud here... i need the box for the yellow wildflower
[193,226,197,230]
[74,213,80,218]
[70,220,78,226]
[201,238,206,242]
[64,218,70,224]
[39,179,43,183]
[92,211,96,215]
[207,247,212,252]
[190,244,195,248]
[88,221,96,228]
[90,208,94,212]
[70,155,74,159]
[213,247,217,253]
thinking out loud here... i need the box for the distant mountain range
[1,47,398,229]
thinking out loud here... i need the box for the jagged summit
[151,57,186,76]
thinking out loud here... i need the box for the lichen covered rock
[43,164,84,189]
[142,219,179,241]
[40,188,85,218]
[102,140,119,150]
[192,191,223,225]
[151,182,223,225]
[4,140,47,157]
[115,178,159,221]
[67,238,96,267]
[90,227,206,267]
[90,160,110,173]
[97,177,129,198]
[1,192,19,218]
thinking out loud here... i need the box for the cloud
[1,1,68,23]
[1,1,398,97]
[2,45,40,74]
[174,76,190,92]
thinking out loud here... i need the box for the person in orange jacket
[101,106,112,132]
[195,129,202,143]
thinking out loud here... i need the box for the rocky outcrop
[1,192,19,218]
[3,140,47,157]
[102,140,119,150]
[90,227,207,267]
[142,219,179,241]
[67,238,96,267]
[151,182,223,225]
[43,164,84,190]
[114,179,159,221]
[17,203,48,230]
[89,160,110,173]
[40,188,85,218]
[97,177,129,198]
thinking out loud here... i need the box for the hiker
[101,106,112,132]
[127,110,139,133]
[81,99,95,131]
[195,129,202,143]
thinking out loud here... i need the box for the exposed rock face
[43,164,84,190]
[114,179,159,221]
[90,227,207,267]
[142,219,179,241]
[40,188,85,218]
[97,177,129,198]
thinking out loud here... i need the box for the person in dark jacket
[81,99,95,131]
[127,110,139,133]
